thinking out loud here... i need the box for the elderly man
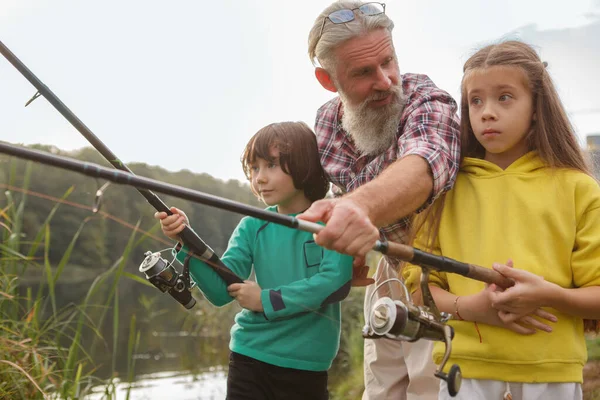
[298,2,461,399]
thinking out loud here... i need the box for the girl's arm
[404,263,555,335]
[490,264,600,319]
[547,286,600,319]
[259,250,354,321]
[428,285,555,334]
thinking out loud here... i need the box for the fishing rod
[0,40,244,294]
[2,142,516,396]
[0,142,513,288]
[0,40,509,396]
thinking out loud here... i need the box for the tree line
[0,143,262,279]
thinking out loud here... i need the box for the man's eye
[354,68,370,77]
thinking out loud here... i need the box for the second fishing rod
[0,39,243,289]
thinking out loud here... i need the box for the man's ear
[315,67,338,93]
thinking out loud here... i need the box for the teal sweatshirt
[175,206,353,371]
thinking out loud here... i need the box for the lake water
[86,368,227,400]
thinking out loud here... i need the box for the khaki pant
[362,257,439,400]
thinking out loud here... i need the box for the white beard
[339,84,406,156]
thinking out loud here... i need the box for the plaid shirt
[315,73,461,264]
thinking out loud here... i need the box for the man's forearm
[346,155,433,227]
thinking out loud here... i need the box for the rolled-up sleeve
[399,95,461,210]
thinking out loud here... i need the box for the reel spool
[139,251,196,309]
[363,275,462,397]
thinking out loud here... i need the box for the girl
[155,121,353,400]
[402,41,600,400]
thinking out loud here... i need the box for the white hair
[308,1,394,71]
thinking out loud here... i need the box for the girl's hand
[227,281,264,312]
[154,207,189,240]
[460,287,534,335]
[461,285,554,335]
[489,262,558,316]
[497,308,558,328]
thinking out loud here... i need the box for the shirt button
[349,172,356,178]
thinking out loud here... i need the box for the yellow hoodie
[403,152,600,383]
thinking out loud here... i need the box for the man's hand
[154,206,189,240]
[352,265,375,287]
[297,197,379,259]
[227,281,264,312]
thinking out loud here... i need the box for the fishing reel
[363,268,462,397]
[139,250,197,309]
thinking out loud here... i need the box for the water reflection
[70,284,237,399]
[86,368,226,400]
[151,330,217,337]
[131,351,177,361]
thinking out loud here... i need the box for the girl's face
[250,146,311,214]
[466,65,535,169]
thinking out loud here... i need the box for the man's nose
[373,67,392,91]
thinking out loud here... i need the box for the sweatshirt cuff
[261,288,286,320]
[261,289,274,319]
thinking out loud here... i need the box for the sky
[1,0,599,182]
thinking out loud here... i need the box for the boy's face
[250,146,310,214]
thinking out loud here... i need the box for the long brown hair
[241,121,329,202]
[461,40,590,174]
[413,41,598,332]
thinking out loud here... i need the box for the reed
[0,161,143,399]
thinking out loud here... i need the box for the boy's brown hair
[241,121,329,202]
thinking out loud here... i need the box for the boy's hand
[352,265,375,287]
[228,281,264,312]
[154,206,189,240]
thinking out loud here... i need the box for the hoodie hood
[461,151,546,177]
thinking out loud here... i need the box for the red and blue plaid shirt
[315,73,461,261]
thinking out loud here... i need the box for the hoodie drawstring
[503,382,512,400]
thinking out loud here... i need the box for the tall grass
[0,162,145,399]
[330,288,367,400]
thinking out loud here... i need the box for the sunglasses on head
[318,2,386,42]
